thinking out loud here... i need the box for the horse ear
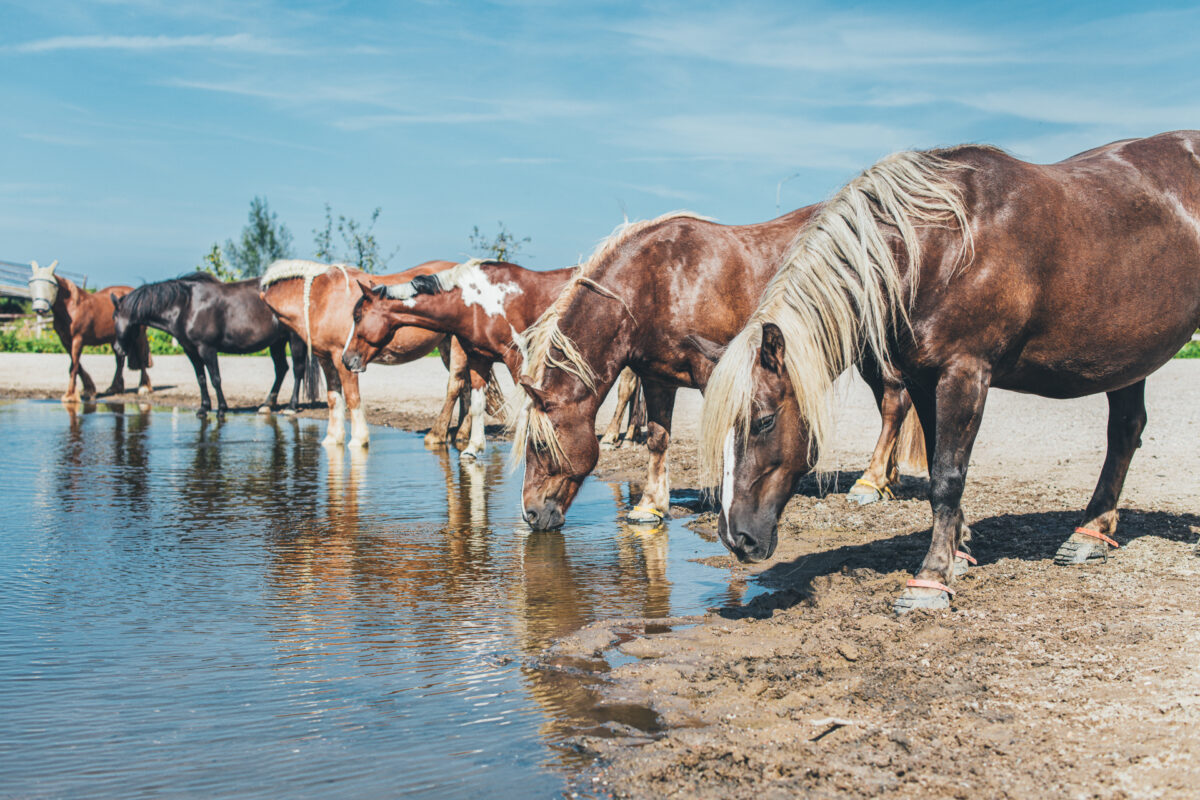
[110,292,119,307]
[30,260,39,272]
[47,260,58,274]
[760,323,786,375]
[686,333,726,364]
[356,280,373,298]
[518,376,549,411]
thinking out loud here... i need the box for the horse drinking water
[27,260,152,401]
[111,272,314,417]
[700,130,1200,613]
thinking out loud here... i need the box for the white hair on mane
[260,259,353,346]
[699,149,974,484]
[508,211,711,469]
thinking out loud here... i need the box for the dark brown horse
[27,260,152,401]
[341,258,647,458]
[260,260,500,450]
[513,210,924,530]
[700,131,1200,612]
[112,272,313,417]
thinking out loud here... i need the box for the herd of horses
[25,130,1200,614]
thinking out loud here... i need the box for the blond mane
[699,149,973,484]
[509,211,711,467]
[260,259,353,346]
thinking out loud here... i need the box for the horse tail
[303,342,323,403]
[484,367,507,418]
[895,406,927,474]
[630,375,647,442]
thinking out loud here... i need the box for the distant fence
[0,259,89,300]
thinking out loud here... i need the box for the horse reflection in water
[56,402,153,514]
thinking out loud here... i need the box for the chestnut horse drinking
[260,260,499,450]
[340,258,646,458]
[112,272,313,417]
[513,209,924,530]
[700,131,1200,613]
[27,260,152,401]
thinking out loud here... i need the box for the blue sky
[2,0,1199,287]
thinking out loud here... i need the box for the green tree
[196,243,238,281]
[224,196,293,278]
[313,204,398,274]
[469,221,530,262]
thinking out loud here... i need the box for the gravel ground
[5,351,1200,799]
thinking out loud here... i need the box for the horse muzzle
[32,301,51,315]
[522,500,565,531]
[341,349,367,374]
[718,516,778,563]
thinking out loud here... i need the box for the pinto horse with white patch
[700,131,1200,613]
[512,209,925,530]
[341,258,646,459]
[27,260,152,402]
[260,260,500,450]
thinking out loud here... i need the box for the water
[0,400,745,799]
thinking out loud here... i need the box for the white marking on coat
[456,263,520,317]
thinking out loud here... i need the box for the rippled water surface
[0,400,742,799]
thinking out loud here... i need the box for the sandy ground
[4,352,1200,798]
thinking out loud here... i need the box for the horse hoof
[137,386,152,396]
[321,436,343,448]
[257,405,272,415]
[461,450,479,462]
[197,409,209,419]
[1054,538,1109,565]
[599,438,618,451]
[282,408,297,417]
[953,556,970,578]
[893,587,951,614]
[626,507,667,525]
[348,439,369,450]
[846,487,883,505]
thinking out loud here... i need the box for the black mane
[121,271,221,321]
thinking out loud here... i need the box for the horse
[340,258,647,458]
[511,209,925,530]
[111,272,314,417]
[259,260,502,450]
[27,260,152,401]
[698,130,1200,613]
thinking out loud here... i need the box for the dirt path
[5,353,1200,798]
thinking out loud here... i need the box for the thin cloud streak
[5,33,297,55]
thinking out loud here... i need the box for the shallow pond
[0,400,746,798]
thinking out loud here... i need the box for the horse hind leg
[319,356,346,447]
[427,337,466,446]
[600,368,637,450]
[460,364,490,461]
[848,366,909,505]
[104,351,126,396]
[341,364,369,449]
[259,340,289,414]
[1055,380,1146,565]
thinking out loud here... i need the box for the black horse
[112,272,318,416]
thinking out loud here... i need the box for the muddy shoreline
[5,353,1200,798]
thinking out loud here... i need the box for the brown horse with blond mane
[341,258,647,458]
[700,130,1200,613]
[259,260,498,449]
[27,260,152,402]
[511,208,925,530]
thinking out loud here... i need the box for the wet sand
[5,352,1200,798]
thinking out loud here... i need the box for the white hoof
[282,408,298,416]
[137,385,152,396]
[322,435,343,447]
[348,438,369,450]
[257,405,272,415]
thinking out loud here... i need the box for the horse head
[517,370,605,530]
[701,322,815,563]
[27,260,59,315]
[342,280,399,373]
[110,292,146,370]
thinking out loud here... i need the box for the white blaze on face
[458,263,520,317]
[721,428,737,533]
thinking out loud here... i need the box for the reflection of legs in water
[627,527,671,619]
[460,388,487,460]
[460,458,488,529]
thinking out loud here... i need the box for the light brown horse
[259,260,496,449]
[513,209,925,529]
[27,260,152,402]
[701,131,1200,612]
[341,258,646,458]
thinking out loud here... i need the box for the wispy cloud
[613,182,702,203]
[5,33,296,55]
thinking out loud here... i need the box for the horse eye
[750,413,776,436]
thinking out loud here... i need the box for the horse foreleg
[183,345,212,417]
[62,336,85,403]
[198,347,229,416]
[459,360,491,461]
[848,364,911,505]
[894,363,990,614]
[339,363,369,449]
[259,340,289,414]
[600,367,638,450]
[1055,380,1147,565]
[319,356,346,446]
[428,337,467,446]
[626,379,676,524]
[104,351,127,396]
[283,335,306,415]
